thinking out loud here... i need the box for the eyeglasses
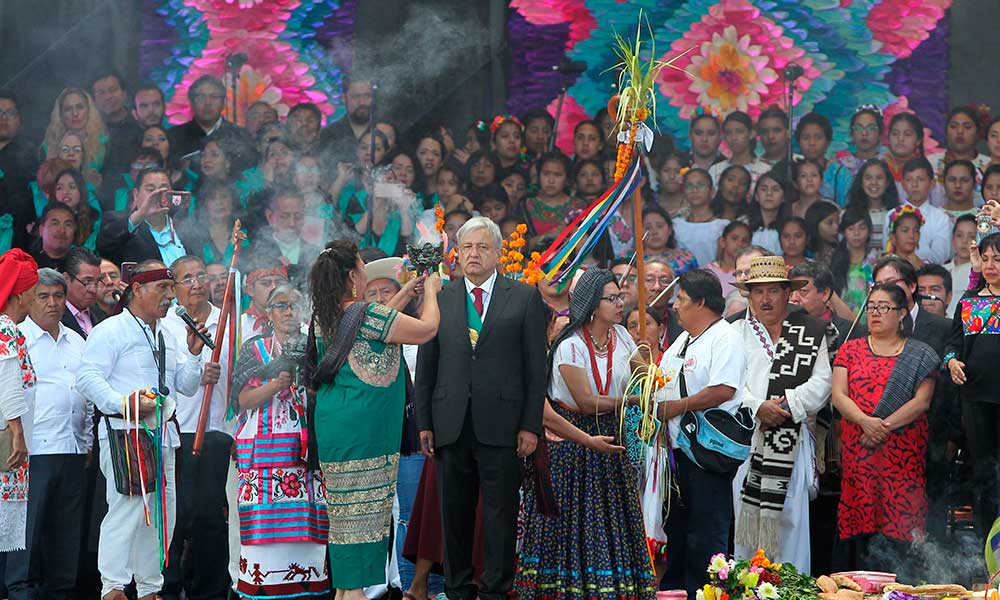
[175,273,209,287]
[600,294,625,305]
[70,274,99,290]
[645,276,674,286]
[864,303,904,315]
[60,145,82,154]
[851,124,880,134]
[684,182,708,191]
[734,269,752,279]
[130,162,158,171]
[0,110,18,120]
[268,302,301,313]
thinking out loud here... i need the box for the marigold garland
[434,204,445,234]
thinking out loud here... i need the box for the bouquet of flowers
[697,550,819,600]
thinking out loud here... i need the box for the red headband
[245,266,288,287]
[114,268,174,313]
[0,249,39,312]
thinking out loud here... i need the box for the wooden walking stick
[192,220,247,456]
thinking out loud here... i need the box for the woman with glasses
[515,268,655,600]
[230,285,330,598]
[830,282,938,575]
[945,232,1000,542]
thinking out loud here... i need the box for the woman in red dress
[831,282,938,577]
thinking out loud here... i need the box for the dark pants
[661,455,735,599]
[6,454,87,600]
[435,415,520,600]
[962,400,1000,538]
[160,432,232,600]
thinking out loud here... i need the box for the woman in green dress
[307,240,441,600]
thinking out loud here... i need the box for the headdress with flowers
[886,204,924,253]
[489,114,524,135]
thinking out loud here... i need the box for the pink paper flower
[658,0,819,119]
[866,0,953,59]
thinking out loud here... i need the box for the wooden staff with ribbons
[192,220,247,456]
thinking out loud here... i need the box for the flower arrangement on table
[697,550,818,600]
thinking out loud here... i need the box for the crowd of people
[1,65,1000,600]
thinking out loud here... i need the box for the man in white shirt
[655,269,746,599]
[885,157,952,263]
[76,260,218,600]
[5,269,91,600]
[729,257,831,573]
[159,256,232,600]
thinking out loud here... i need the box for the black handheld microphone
[175,306,216,350]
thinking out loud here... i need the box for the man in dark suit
[60,247,107,338]
[415,216,547,600]
[97,169,190,267]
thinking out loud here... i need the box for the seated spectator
[286,102,323,155]
[30,202,77,271]
[792,158,834,219]
[779,216,809,268]
[748,170,790,255]
[464,149,501,199]
[244,100,278,139]
[100,148,163,213]
[178,180,245,264]
[655,150,691,217]
[707,221,751,297]
[131,81,166,128]
[642,205,698,275]
[830,207,878,313]
[168,75,252,167]
[500,168,527,211]
[415,132,446,201]
[825,106,884,206]
[572,158,605,205]
[572,119,603,162]
[941,159,978,219]
[944,214,976,315]
[757,106,790,165]
[889,157,951,263]
[92,71,142,179]
[0,90,39,184]
[710,163,751,222]
[477,184,509,225]
[521,108,554,160]
[708,111,769,189]
[252,187,320,282]
[50,167,101,250]
[42,87,107,186]
[520,152,573,237]
[805,201,840,266]
[140,124,197,199]
[845,159,901,254]
[886,208,924,271]
[673,168,730,267]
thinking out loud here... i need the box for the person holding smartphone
[97,168,189,266]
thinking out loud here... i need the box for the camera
[158,190,191,209]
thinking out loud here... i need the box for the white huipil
[76,309,203,599]
[730,317,831,573]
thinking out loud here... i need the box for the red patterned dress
[832,338,928,542]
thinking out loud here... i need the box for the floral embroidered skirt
[515,404,656,600]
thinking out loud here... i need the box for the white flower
[695,591,706,600]
[757,581,779,600]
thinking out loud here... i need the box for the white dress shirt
[21,317,92,455]
[76,309,203,449]
[162,303,234,437]
[464,270,498,319]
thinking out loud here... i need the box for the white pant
[98,438,176,598]
[227,457,240,592]
[732,424,815,574]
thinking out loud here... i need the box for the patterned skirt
[515,404,656,600]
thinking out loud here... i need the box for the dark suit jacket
[97,210,191,266]
[415,275,548,449]
[61,303,106,339]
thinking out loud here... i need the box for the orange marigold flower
[516,223,528,234]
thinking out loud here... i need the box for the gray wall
[949,2,1000,113]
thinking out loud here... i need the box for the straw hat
[364,257,404,285]
[732,256,807,291]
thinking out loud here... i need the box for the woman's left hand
[584,435,625,454]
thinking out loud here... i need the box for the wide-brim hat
[732,255,807,291]
[364,257,404,285]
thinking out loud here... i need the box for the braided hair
[309,240,360,336]
[545,268,617,385]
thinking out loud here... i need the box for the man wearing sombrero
[730,256,832,572]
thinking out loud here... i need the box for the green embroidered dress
[314,303,405,589]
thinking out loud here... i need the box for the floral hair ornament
[886,204,924,252]
[854,103,884,117]
[474,120,487,132]
[489,114,523,135]
[690,106,721,121]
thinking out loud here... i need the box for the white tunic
[76,309,204,449]
[730,317,832,573]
